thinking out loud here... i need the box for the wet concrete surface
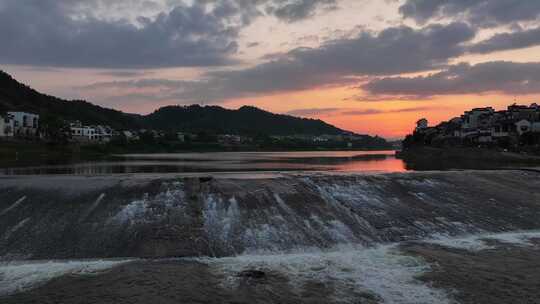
[1,259,379,304]
[5,240,540,304]
[403,239,540,304]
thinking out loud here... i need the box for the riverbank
[397,147,540,170]
[0,142,110,168]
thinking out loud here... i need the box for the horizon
[3,68,537,141]
[2,1,540,139]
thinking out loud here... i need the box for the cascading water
[1,170,540,303]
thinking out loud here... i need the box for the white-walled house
[71,124,97,141]
[8,111,39,136]
[122,131,139,141]
[70,121,115,143]
[95,125,113,142]
[461,107,494,129]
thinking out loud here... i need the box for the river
[1,150,406,175]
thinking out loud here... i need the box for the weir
[1,170,539,260]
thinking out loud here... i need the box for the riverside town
[405,103,540,153]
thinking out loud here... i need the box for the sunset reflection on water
[333,157,407,172]
[1,151,408,175]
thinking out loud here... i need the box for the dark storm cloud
[362,61,540,97]
[82,22,477,104]
[201,22,474,92]
[0,0,342,68]
[0,0,243,68]
[399,0,540,27]
[188,22,476,96]
[266,0,338,23]
[469,27,540,54]
[196,0,337,23]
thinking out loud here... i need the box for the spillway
[1,170,539,260]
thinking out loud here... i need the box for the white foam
[111,185,185,225]
[113,197,149,224]
[427,231,540,251]
[428,234,493,251]
[0,259,134,296]
[203,194,241,247]
[203,245,451,304]
[310,179,386,209]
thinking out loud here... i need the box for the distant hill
[0,70,388,145]
[0,70,143,130]
[145,105,347,136]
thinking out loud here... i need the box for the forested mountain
[0,70,387,144]
[145,105,347,136]
[0,70,143,130]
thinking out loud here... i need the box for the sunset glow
[3,0,540,138]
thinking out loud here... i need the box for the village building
[409,103,540,148]
[508,104,539,121]
[461,107,494,130]
[411,103,540,148]
[70,122,97,142]
[122,130,139,141]
[70,121,114,143]
[491,119,514,139]
[218,134,242,145]
[313,136,329,142]
[95,125,113,142]
[8,111,39,137]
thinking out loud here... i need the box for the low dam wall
[1,170,539,260]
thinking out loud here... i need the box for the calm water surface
[0,151,406,175]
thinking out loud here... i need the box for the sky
[2,0,540,139]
